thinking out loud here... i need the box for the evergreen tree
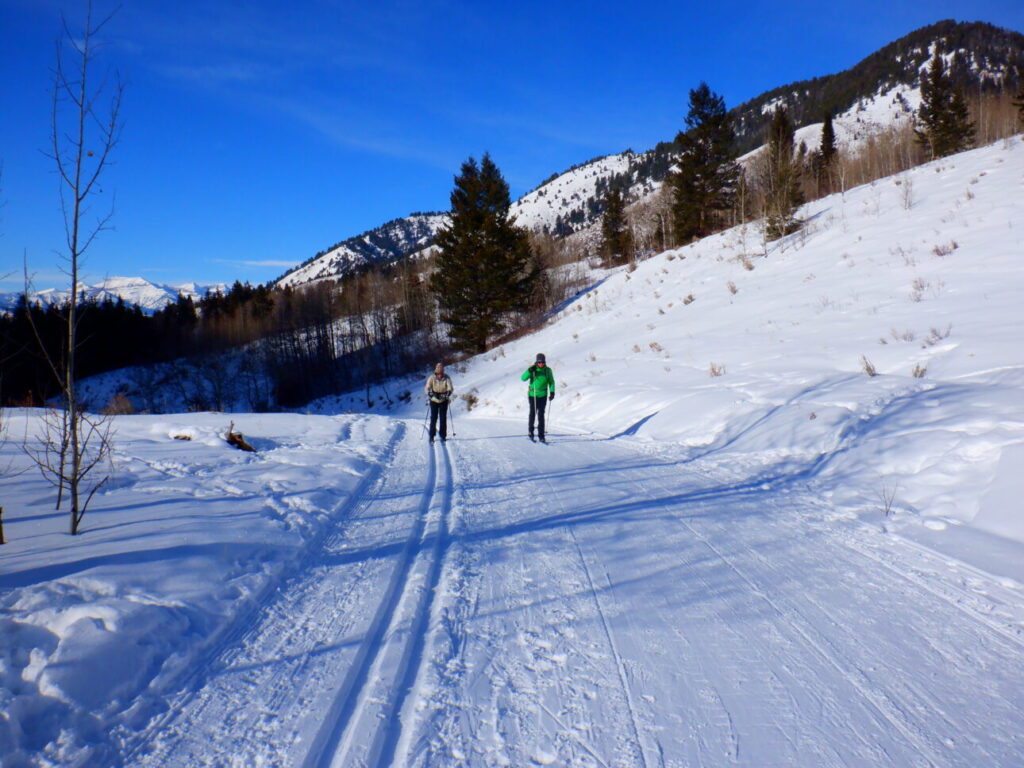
[762,107,803,241]
[1014,85,1024,125]
[667,82,740,245]
[430,154,539,354]
[915,54,976,160]
[813,112,837,193]
[599,186,632,265]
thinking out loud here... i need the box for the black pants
[429,400,449,440]
[528,395,547,438]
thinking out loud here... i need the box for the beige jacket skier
[425,369,454,403]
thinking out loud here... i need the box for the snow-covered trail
[123,416,1024,768]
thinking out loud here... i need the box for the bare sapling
[878,483,898,518]
[25,1,122,534]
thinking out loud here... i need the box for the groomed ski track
[124,417,1024,768]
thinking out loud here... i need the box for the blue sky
[1,0,1022,289]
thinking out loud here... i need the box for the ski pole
[449,399,456,437]
[421,402,430,435]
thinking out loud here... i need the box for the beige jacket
[425,373,454,402]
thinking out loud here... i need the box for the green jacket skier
[521,353,555,442]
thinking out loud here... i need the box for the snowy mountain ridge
[2,276,226,314]
[272,20,1022,288]
[275,212,448,288]
[729,19,1024,151]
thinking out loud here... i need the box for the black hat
[535,353,546,363]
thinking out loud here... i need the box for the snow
[2,137,1024,766]
[511,153,640,232]
[739,83,922,167]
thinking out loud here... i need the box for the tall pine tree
[600,186,632,266]
[762,107,803,241]
[1014,85,1024,125]
[667,82,740,246]
[813,112,837,194]
[915,54,975,160]
[430,154,539,354]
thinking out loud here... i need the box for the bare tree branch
[26,0,122,534]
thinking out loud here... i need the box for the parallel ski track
[120,416,403,764]
[305,436,454,768]
[376,442,456,767]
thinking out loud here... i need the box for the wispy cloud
[157,61,273,87]
[265,95,459,171]
[214,258,296,269]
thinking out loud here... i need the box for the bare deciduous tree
[27,1,121,534]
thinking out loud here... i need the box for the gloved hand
[549,392,555,401]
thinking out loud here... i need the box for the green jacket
[522,365,555,397]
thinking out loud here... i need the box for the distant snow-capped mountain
[2,276,225,314]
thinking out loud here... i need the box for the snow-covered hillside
[730,20,1024,151]
[739,83,921,168]
[1,276,224,314]
[2,138,1023,767]
[510,151,657,233]
[449,137,1024,540]
[275,213,448,288]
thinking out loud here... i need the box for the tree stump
[225,422,255,452]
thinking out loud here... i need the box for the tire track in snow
[306,435,453,768]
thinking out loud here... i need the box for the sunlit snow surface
[2,138,1024,766]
